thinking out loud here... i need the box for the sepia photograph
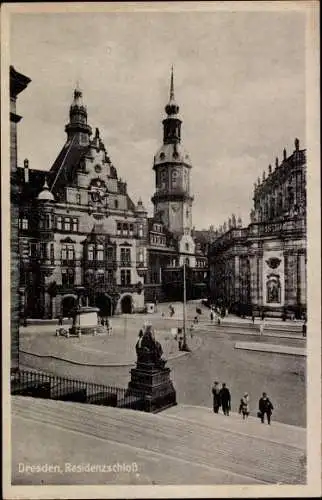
[1,1,320,498]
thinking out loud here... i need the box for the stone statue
[228,218,232,229]
[232,214,236,227]
[136,325,165,368]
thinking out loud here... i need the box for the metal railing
[11,369,145,411]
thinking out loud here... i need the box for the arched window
[185,243,189,251]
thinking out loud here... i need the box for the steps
[12,396,306,485]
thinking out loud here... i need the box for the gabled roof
[49,139,89,194]
[17,167,47,203]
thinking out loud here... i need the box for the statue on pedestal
[136,325,166,369]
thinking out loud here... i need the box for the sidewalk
[20,325,202,367]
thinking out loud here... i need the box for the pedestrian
[217,315,221,326]
[302,320,307,338]
[210,310,214,322]
[239,393,250,420]
[135,329,144,355]
[211,381,221,414]
[58,315,63,326]
[258,392,274,425]
[219,383,231,416]
[194,316,199,324]
[251,313,255,324]
[261,310,265,321]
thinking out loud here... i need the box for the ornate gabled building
[208,139,307,318]
[18,86,148,319]
[17,73,208,320]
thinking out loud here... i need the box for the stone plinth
[70,306,99,335]
[127,354,176,413]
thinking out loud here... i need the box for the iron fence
[11,369,145,410]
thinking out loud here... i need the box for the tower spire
[165,66,179,116]
[170,65,175,101]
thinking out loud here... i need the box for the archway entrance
[61,295,78,318]
[121,295,132,314]
[95,293,112,317]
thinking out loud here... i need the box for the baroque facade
[17,72,208,320]
[208,139,306,318]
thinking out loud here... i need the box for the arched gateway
[95,293,113,317]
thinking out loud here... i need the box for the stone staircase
[12,396,306,485]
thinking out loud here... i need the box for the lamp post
[181,260,190,352]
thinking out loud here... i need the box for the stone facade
[17,73,208,319]
[10,66,31,372]
[208,139,306,318]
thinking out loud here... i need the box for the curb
[19,336,202,368]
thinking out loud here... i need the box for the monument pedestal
[127,357,176,413]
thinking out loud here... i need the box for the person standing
[302,320,307,338]
[251,313,255,325]
[210,310,214,322]
[258,392,274,424]
[239,393,250,420]
[219,383,231,416]
[211,381,221,414]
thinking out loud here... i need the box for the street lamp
[181,260,191,352]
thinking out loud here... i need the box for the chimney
[24,159,29,183]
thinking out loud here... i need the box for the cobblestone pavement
[19,302,306,427]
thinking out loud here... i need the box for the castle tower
[64,84,92,146]
[151,68,194,237]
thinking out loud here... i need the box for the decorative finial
[262,170,266,181]
[283,148,287,160]
[24,159,29,168]
[275,157,279,168]
[257,177,261,185]
[268,164,272,174]
[95,127,100,138]
[237,216,242,228]
[43,176,49,190]
[232,214,236,227]
[170,65,175,101]
[295,138,299,151]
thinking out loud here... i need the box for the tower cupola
[65,84,92,145]
[162,67,182,145]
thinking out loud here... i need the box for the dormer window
[97,244,104,261]
[160,152,165,160]
[185,243,189,251]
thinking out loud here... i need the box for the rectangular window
[22,218,28,230]
[107,247,113,262]
[129,223,133,237]
[67,245,74,261]
[106,269,113,283]
[56,216,62,230]
[64,217,71,231]
[88,245,94,261]
[120,269,131,286]
[61,245,67,262]
[76,193,81,205]
[120,247,130,266]
[62,268,74,287]
[72,218,78,232]
[50,243,55,263]
[117,222,122,236]
[122,223,128,236]
[96,270,105,284]
[138,224,143,238]
[97,244,104,261]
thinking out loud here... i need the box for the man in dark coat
[219,383,231,416]
[258,392,274,424]
[211,381,221,414]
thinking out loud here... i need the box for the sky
[10,8,306,230]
